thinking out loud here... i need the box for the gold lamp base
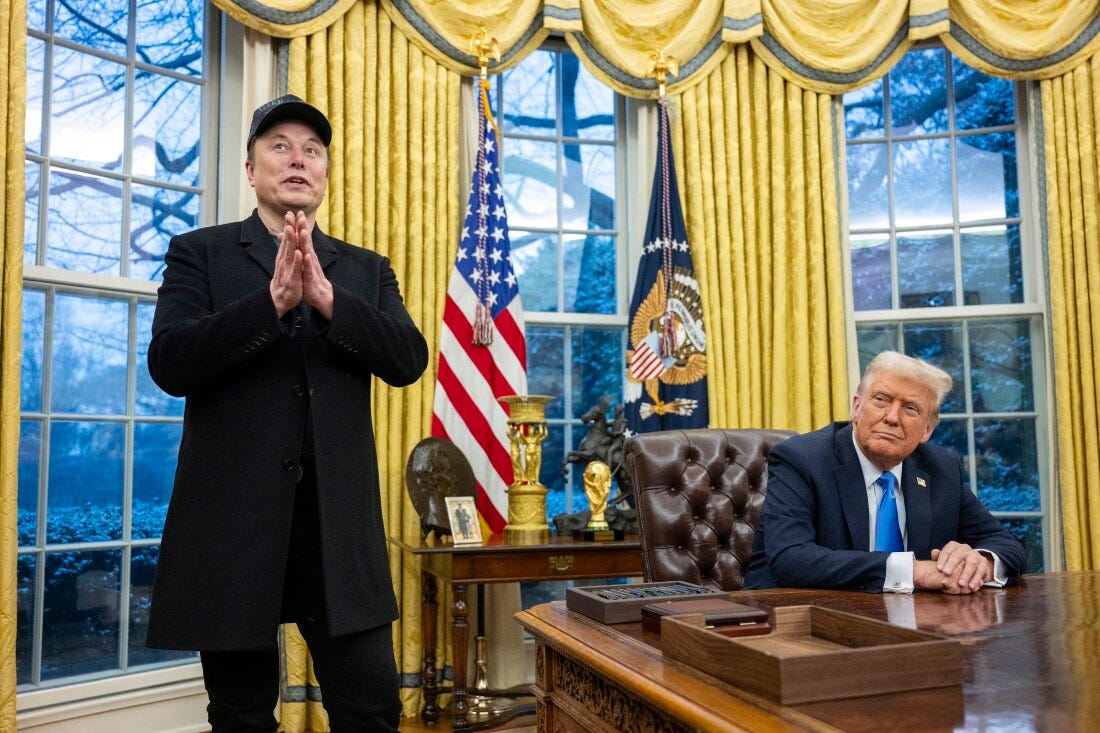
[499,395,555,545]
[503,482,551,545]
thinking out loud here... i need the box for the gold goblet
[499,394,554,545]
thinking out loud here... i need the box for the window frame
[496,38,635,512]
[17,0,221,711]
[840,47,1057,572]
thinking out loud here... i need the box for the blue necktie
[874,472,904,552]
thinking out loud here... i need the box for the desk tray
[661,604,962,704]
[565,581,727,624]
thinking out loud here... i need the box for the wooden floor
[398,711,535,732]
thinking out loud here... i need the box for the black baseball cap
[246,94,332,150]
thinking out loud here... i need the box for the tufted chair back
[624,428,795,591]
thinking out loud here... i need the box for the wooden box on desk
[661,604,962,705]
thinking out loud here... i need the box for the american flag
[431,81,526,533]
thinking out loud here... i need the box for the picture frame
[445,496,483,545]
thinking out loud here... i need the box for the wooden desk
[390,533,643,730]
[516,572,1100,732]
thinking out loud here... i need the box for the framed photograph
[445,496,483,545]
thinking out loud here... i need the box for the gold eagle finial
[646,52,680,98]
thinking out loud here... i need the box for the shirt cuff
[978,549,1008,587]
[883,551,915,593]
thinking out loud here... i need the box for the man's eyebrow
[265,131,324,146]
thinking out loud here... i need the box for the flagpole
[624,51,709,435]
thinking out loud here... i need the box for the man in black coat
[744,351,1025,594]
[146,95,428,732]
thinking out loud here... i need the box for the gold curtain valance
[380,0,550,75]
[210,0,361,38]
[374,0,1100,98]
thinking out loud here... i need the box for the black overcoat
[146,211,428,650]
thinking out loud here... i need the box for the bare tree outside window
[18,0,210,691]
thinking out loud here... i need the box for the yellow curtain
[210,0,360,38]
[381,0,549,76]
[0,1,26,729]
[375,1,1100,99]
[281,3,461,727]
[672,44,848,430]
[1039,56,1100,571]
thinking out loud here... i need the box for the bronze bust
[405,437,476,539]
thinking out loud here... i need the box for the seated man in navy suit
[744,351,1025,593]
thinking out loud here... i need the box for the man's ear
[918,419,936,444]
[244,159,255,187]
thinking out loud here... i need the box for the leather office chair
[624,428,795,591]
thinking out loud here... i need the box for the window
[844,47,1048,571]
[495,44,627,519]
[19,0,213,690]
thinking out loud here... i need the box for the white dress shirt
[851,434,1007,593]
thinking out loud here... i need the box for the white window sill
[18,664,208,733]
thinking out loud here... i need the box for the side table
[389,533,643,731]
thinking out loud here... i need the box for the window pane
[856,324,898,369]
[542,424,568,518]
[136,302,184,416]
[974,418,1039,512]
[844,78,884,139]
[1000,518,1044,573]
[17,554,35,685]
[56,0,128,54]
[563,143,614,230]
[846,143,888,229]
[28,0,46,31]
[954,63,1014,130]
[24,161,41,265]
[133,76,202,186]
[961,225,1022,305]
[893,139,952,226]
[41,549,122,681]
[47,421,125,543]
[850,234,891,310]
[970,319,1034,412]
[136,0,205,76]
[501,49,556,136]
[51,293,128,414]
[929,418,969,489]
[564,234,615,314]
[129,546,194,666]
[512,231,558,312]
[565,55,613,141]
[897,230,954,308]
[133,422,182,539]
[958,133,1018,221]
[902,321,965,413]
[46,169,124,275]
[571,327,623,419]
[130,186,199,281]
[889,48,947,135]
[26,36,45,154]
[503,138,557,229]
[50,46,126,170]
[526,326,564,419]
[19,421,41,547]
[21,288,45,412]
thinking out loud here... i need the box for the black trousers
[200,468,400,733]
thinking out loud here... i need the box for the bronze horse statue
[557,397,635,533]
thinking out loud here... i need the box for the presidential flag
[431,80,526,533]
[624,98,708,434]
